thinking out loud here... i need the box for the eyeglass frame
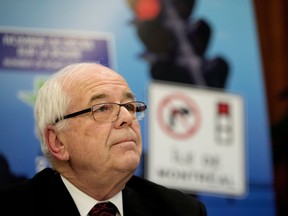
[54,101,147,123]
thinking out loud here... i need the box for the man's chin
[115,155,140,173]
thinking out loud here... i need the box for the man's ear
[44,125,70,161]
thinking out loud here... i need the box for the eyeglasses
[55,101,147,123]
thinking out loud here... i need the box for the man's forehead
[64,64,128,88]
[88,90,135,102]
[89,65,127,83]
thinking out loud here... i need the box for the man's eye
[125,103,136,112]
[94,104,111,113]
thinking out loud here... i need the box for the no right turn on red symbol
[157,93,201,139]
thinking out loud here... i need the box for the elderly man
[0,62,206,216]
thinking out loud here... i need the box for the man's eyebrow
[89,94,106,103]
[89,92,135,103]
[125,92,135,100]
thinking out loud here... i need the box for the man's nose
[114,106,134,127]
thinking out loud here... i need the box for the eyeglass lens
[91,102,146,122]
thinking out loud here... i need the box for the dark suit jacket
[0,168,206,215]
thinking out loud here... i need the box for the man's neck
[59,168,133,200]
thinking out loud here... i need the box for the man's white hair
[34,62,101,160]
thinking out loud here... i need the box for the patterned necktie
[88,201,118,216]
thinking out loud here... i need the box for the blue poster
[0,28,115,179]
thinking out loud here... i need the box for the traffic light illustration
[126,0,229,88]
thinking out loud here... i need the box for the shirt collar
[61,175,123,216]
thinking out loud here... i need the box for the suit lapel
[122,184,159,216]
[34,168,81,215]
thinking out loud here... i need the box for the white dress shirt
[61,176,123,216]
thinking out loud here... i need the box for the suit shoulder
[126,175,206,215]
[127,175,191,197]
[0,168,78,215]
[0,168,55,195]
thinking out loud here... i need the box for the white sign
[147,81,246,197]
